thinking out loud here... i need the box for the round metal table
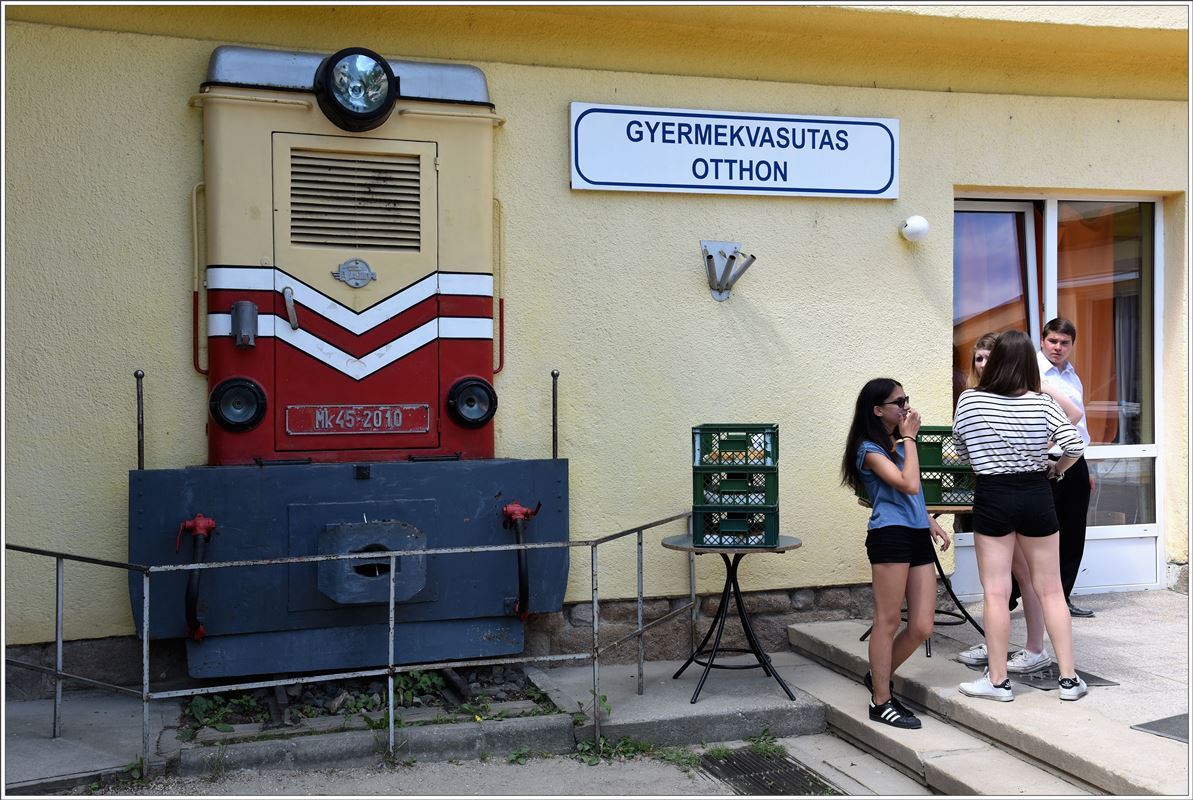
[662,533,802,704]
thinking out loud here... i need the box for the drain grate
[1131,713,1188,743]
[961,661,1118,690]
[1006,663,1118,690]
[700,748,844,795]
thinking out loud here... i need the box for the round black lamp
[209,378,267,432]
[314,47,398,132]
[446,378,498,427]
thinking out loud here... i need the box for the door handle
[282,287,299,330]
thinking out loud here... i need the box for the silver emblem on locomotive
[331,257,377,288]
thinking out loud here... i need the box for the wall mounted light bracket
[700,240,757,302]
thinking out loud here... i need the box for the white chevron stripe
[205,268,492,335]
[207,267,274,291]
[439,273,494,296]
[208,314,491,380]
[440,316,493,339]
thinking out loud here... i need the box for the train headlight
[314,47,398,132]
[209,378,267,432]
[447,378,497,427]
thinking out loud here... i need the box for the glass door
[951,197,1163,595]
[1046,199,1160,591]
[952,201,1039,407]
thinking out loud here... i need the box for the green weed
[746,728,786,758]
[392,670,445,706]
[121,756,145,781]
[507,746,532,765]
[654,746,702,772]
[574,735,656,765]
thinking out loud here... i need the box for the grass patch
[653,746,702,773]
[746,728,786,758]
[704,744,732,760]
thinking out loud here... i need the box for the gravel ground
[66,754,732,796]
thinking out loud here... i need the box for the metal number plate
[285,404,431,435]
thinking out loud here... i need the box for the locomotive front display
[129,45,568,678]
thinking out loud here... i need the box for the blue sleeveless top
[857,441,930,530]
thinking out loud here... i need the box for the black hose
[185,534,207,641]
[513,518,529,620]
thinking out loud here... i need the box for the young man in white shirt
[1034,318,1095,618]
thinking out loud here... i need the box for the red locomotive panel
[206,270,494,464]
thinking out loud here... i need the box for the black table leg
[674,552,796,704]
[673,558,734,682]
[729,556,796,700]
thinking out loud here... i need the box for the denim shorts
[972,471,1060,537]
[865,525,935,566]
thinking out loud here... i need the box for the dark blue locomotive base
[129,459,568,678]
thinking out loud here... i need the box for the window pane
[1057,202,1154,445]
[952,211,1030,406]
[1088,458,1156,526]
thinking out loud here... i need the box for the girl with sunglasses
[841,379,951,730]
[952,330,1088,702]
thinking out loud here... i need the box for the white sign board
[570,102,898,198]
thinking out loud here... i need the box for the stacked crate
[853,426,975,505]
[916,425,976,505]
[692,424,779,547]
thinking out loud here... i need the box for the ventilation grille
[289,150,421,250]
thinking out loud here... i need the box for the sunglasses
[882,396,911,408]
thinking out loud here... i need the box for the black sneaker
[865,670,914,717]
[868,698,921,729]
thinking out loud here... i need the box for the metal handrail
[5,509,694,777]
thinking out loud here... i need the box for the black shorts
[972,471,1059,537]
[865,525,934,566]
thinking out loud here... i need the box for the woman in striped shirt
[952,330,1088,702]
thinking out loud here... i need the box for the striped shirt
[953,390,1085,475]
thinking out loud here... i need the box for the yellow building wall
[4,9,1188,643]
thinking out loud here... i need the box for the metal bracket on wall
[700,240,757,302]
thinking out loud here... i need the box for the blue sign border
[572,107,896,195]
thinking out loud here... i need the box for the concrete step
[528,654,828,748]
[780,653,1088,795]
[788,620,1187,796]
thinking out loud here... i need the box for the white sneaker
[1007,649,1051,674]
[1059,675,1088,701]
[958,643,987,666]
[959,669,1014,702]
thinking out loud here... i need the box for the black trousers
[1009,456,1090,605]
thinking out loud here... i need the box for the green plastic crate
[693,467,779,506]
[921,467,977,505]
[692,505,779,548]
[693,424,778,467]
[852,457,975,506]
[916,425,967,468]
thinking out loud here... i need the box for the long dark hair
[976,330,1040,396]
[840,378,903,495]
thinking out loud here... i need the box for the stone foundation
[1167,561,1189,594]
[4,636,188,702]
